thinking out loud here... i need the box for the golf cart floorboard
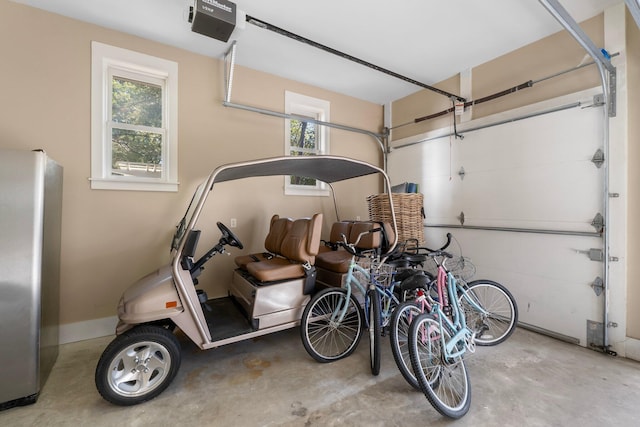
[203,296,255,342]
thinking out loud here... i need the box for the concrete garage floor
[2,327,640,426]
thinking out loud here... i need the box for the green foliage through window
[289,118,317,186]
[111,76,163,178]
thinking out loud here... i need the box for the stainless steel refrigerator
[0,148,62,410]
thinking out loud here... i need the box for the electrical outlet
[356,216,361,221]
[230,218,237,228]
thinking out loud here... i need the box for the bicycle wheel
[389,301,422,390]
[459,280,518,346]
[368,288,381,376]
[409,313,471,419]
[300,287,364,363]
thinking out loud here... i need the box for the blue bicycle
[300,227,398,375]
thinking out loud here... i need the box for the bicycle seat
[398,271,432,292]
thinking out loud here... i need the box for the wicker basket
[367,193,425,246]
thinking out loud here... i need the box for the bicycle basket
[423,255,476,281]
[448,256,476,281]
[354,258,395,288]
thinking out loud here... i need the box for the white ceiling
[12,0,622,104]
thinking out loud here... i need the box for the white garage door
[388,90,605,346]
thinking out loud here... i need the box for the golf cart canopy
[210,155,388,185]
[173,155,398,254]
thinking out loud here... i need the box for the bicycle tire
[409,313,471,419]
[459,279,518,346]
[300,287,364,362]
[368,288,381,376]
[389,301,422,390]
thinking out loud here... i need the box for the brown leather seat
[318,221,353,253]
[315,221,395,287]
[315,221,382,273]
[234,215,293,269]
[246,213,323,282]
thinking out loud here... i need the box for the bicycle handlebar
[420,232,452,253]
[427,250,454,259]
[339,227,383,256]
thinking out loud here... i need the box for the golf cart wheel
[95,325,181,406]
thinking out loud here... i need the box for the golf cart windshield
[171,182,207,252]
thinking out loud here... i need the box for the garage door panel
[393,95,605,347]
[419,174,463,223]
[390,137,462,184]
[431,229,602,285]
[461,107,602,172]
[461,162,602,229]
[424,228,603,345]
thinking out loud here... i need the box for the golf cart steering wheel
[217,222,244,249]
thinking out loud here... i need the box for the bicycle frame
[334,256,398,328]
[423,258,489,360]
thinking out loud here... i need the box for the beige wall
[389,74,460,141]
[626,9,640,339]
[391,15,603,142]
[0,1,383,325]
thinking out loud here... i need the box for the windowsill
[284,187,330,197]
[90,178,179,192]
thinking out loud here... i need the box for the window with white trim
[91,41,178,191]
[284,91,330,196]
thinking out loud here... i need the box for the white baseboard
[59,316,117,344]
[625,337,640,362]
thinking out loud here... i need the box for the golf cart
[95,155,398,406]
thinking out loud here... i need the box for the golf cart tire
[95,325,181,406]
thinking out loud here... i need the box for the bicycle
[389,236,518,391]
[388,234,452,391]
[300,227,398,375]
[407,250,491,419]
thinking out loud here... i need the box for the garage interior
[1,0,640,425]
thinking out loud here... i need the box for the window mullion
[111,122,165,134]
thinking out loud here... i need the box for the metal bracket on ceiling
[220,40,387,166]
[223,40,237,103]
